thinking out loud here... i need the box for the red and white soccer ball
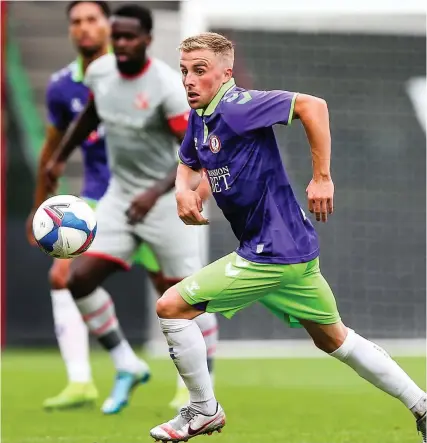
[32,195,97,259]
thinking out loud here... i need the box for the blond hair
[179,32,234,67]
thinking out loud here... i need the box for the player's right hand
[26,210,37,246]
[176,190,209,225]
[44,160,65,194]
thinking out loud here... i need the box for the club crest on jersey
[134,92,149,110]
[208,134,221,154]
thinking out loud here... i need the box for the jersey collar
[196,78,236,117]
[71,46,113,83]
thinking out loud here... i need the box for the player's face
[111,18,152,75]
[68,2,110,57]
[180,49,232,109]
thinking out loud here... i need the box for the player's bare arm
[26,125,65,245]
[45,98,100,192]
[126,165,179,225]
[293,93,334,223]
[175,163,209,225]
[127,166,211,225]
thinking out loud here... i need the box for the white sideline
[145,339,426,359]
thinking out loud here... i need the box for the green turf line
[6,21,68,193]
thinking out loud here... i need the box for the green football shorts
[83,197,160,273]
[177,252,341,328]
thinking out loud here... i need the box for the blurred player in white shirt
[46,3,218,415]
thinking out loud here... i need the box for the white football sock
[51,289,91,383]
[331,329,426,412]
[160,318,216,415]
[175,313,218,392]
[176,373,187,389]
[75,287,146,373]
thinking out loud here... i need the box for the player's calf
[303,320,426,440]
[158,286,219,412]
[68,256,148,380]
[48,258,94,398]
[158,290,218,424]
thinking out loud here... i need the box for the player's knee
[156,287,185,318]
[49,266,68,289]
[312,328,347,353]
[156,295,173,318]
[67,263,97,300]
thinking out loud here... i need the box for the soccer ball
[32,195,97,259]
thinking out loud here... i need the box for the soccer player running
[149,33,427,442]
[44,4,217,415]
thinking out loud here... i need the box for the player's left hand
[126,188,160,225]
[306,177,334,222]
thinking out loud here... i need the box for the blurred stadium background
[3,0,426,352]
[1,1,426,442]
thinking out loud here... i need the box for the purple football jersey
[179,79,319,264]
[46,58,110,200]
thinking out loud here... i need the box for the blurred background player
[26,0,110,411]
[26,1,217,413]
[44,3,217,415]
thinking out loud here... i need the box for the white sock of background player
[51,288,92,383]
[75,287,148,374]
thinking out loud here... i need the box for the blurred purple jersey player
[149,32,427,442]
[46,62,109,201]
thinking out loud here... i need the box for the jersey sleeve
[163,73,190,133]
[224,90,298,135]
[46,81,71,131]
[177,112,201,170]
[83,54,111,92]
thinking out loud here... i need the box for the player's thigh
[176,252,282,318]
[140,192,204,278]
[86,189,137,269]
[69,254,124,297]
[260,258,341,327]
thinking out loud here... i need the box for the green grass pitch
[2,350,425,443]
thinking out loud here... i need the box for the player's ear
[224,67,233,82]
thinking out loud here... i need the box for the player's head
[67,1,111,57]
[179,32,234,109]
[110,4,153,76]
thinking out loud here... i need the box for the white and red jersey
[84,54,189,196]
